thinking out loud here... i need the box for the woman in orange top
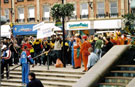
[80,35,91,72]
[73,36,82,69]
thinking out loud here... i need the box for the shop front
[93,19,122,34]
[66,21,92,36]
[13,24,37,36]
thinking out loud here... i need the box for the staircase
[99,65,135,87]
[1,66,85,87]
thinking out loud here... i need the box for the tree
[123,13,135,35]
[51,3,74,23]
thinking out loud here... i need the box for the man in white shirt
[87,47,99,70]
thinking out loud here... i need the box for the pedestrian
[80,35,91,72]
[1,45,11,79]
[87,47,99,70]
[20,46,34,85]
[73,34,81,69]
[27,72,44,87]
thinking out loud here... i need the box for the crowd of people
[1,31,135,79]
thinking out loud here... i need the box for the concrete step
[116,65,135,68]
[1,79,74,87]
[105,76,133,83]
[99,82,127,87]
[9,72,82,79]
[110,70,135,77]
[2,76,78,83]
[13,69,85,75]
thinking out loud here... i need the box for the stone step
[105,76,133,83]
[1,79,74,87]
[2,76,78,83]
[12,69,85,75]
[9,71,82,79]
[110,70,135,77]
[116,65,135,68]
[99,82,127,87]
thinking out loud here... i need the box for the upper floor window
[18,7,24,22]
[43,5,50,21]
[70,4,77,20]
[97,2,105,18]
[80,3,88,19]
[4,9,10,22]
[110,2,118,17]
[4,0,9,3]
[28,7,35,22]
[17,0,24,2]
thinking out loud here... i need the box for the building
[1,0,130,36]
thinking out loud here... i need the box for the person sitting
[27,72,44,87]
[87,47,99,70]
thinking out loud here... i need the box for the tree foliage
[51,3,74,22]
[123,13,135,35]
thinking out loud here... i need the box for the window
[110,2,118,17]
[43,5,50,21]
[70,4,77,20]
[28,7,35,22]
[18,7,24,22]
[80,3,88,19]
[17,0,24,2]
[4,9,10,22]
[97,2,105,18]
[4,0,9,3]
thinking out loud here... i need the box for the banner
[66,21,91,30]
[37,25,54,39]
[33,22,44,31]
[13,24,37,36]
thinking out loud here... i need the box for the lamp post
[62,0,66,67]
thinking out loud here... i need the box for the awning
[130,0,135,9]
[1,16,7,25]
[94,19,121,29]
[1,25,11,38]
[13,24,37,36]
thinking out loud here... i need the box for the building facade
[1,0,130,35]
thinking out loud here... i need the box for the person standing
[1,45,11,79]
[95,36,103,58]
[80,35,91,72]
[73,34,81,69]
[20,46,34,85]
[27,72,44,87]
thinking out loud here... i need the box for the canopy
[130,0,135,9]
[1,25,11,38]
[13,24,37,36]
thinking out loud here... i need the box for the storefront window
[28,7,35,22]
[110,2,118,17]
[97,2,105,18]
[18,7,24,23]
[4,0,9,3]
[4,9,10,22]
[43,5,50,21]
[80,3,88,19]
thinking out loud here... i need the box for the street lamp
[62,0,66,67]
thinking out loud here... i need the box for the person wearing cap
[20,46,34,85]
[80,35,91,72]
[1,45,11,79]
[27,72,44,87]
[73,34,82,69]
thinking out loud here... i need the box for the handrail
[0,51,48,77]
[73,45,129,87]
